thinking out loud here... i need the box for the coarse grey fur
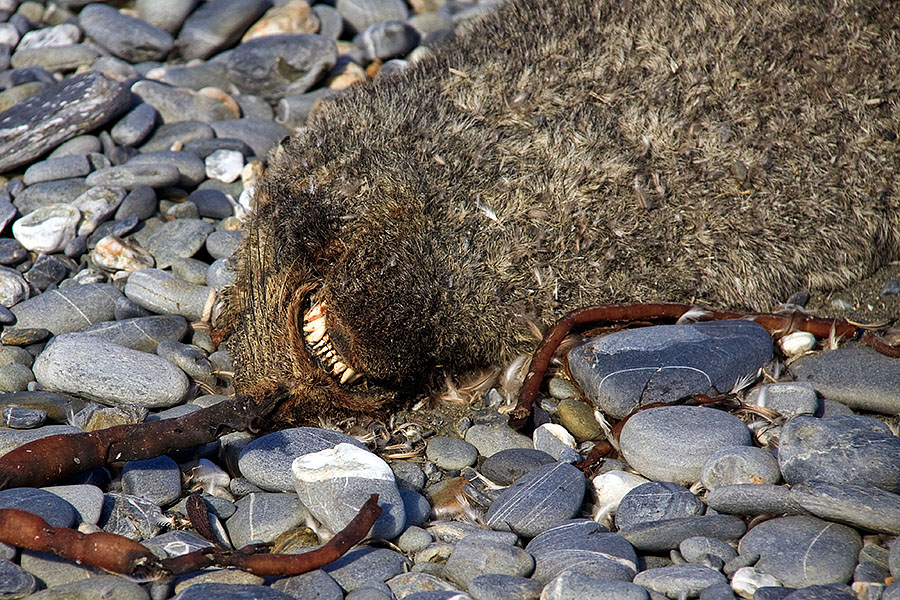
[223,0,900,423]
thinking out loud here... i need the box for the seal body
[224,0,900,422]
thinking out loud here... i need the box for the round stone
[700,446,781,489]
[0,487,77,528]
[615,481,704,530]
[425,436,478,470]
[480,448,556,486]
[12,203,80,253]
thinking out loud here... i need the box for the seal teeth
[306,300,326,322]
[332,362,346,376]
[339,367,356,384]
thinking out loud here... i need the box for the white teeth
[302,315,325,333]
[339,367,356,384]
[303,293,363,385]
[332,362,346,375]
[306,301,326,322]
[304,321,326,343]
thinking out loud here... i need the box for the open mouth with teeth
[301,290,364,386]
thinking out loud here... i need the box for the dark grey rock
[142,530,212,561]
[207,257,237,290]
[23,154,91,185]
[467,574,541,600]
[206,229,242,259]
[443,538,535,590]
[157,339,213,384]
[619,405,752,484]
[139,120,215,153]
[24,254,69,291]
[426,436,478,470]
[11,283,121,334]
[790,481,900,534]
[782,585,856,600]
[210,118,292,159]
[173,257,210,285]
[324,547,410,592]
[428,521,519,546]
[746,382,820,418]
[0,238,26,266]
[618,515,747,552]
[706,483,808,516]
[225,492,308,548]
[124,268,213,321]
[121,455,182,507]
[739,515,862,588]
[0,487,77,528]
[0,390,83,423]
[184,137,254,161]
[136,0,199,35]
[272,569,344,600]
[110,103,158,147]
[114,295,154,320]
[464,424,532,457]
[0,558,37,598]
[568,320,772,418]
[99,492,163,541]
[615,481,704,530]
[700,446,781,489]
[314,4,344,39]
[0,198,16,236]
[542,572,649,600]
[188,188,233,219]
[0,71,130,172]
[143,218,215,269]
[632,564,727,598]
[791,346,900,414]
[275,88,341,128]
[86,164,181,189]
[42,484,104,526]
[0,425,81,460]
[485,462,585,538]
[177,0,273,60]
[21,574,148,600]
[172,583,292,600]
[47,135,102,159]
[480,448,556,486]
[12,178,89,215]
[238,426,367,491]
[355,20,420,60]
[128,150,206,188]
[525,520,637,584]
[2,405,45,427]
[33,332,190,408]
[699,583,737,600]
[80,4,174,62]
[115,185,157,221]
[680,536,738,565]
[130,79,236,124]
[336,0,408,34]
[152,61,232,91]
[87,215,140,249]
[779,415,900,493]
[392,461,426,492]
[401,488,431,527]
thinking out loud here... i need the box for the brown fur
[223,0,900,424]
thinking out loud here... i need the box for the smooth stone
[33,332,190,408]
[543,572,649,600]
[428,521,519,546]
[13,180,89,217]
[188,188,233,219]
[228,34,337,102]
[110,103,158,148]
[207,257,237,290]
[173,257,210,285]
[464,424,533,457]
[0,200,17,237]
[632,564,727,598]
[10,44,99,71]
[293,442,406,539]
[619,406,752,484]
[238,427,367,492]
[124,268,213,321]
[184,137,254,160]
[172,583,291,600]
[391,461,426,492]
[157,339,214,384]
[556,398,605,442]
[79,4,174,62]
[12,203,80,253]
[140,120,215,152]
[224,492,309,548]
[24,254,70,291]
[790,481,900,534]
[0,266,27,307]
[746,382,820,418]
[0,424,81,458]
[128,150,207,188]
[0,558,36,598]
[272,570,344,600]
[143,218,214,269]
[276,88,340,127]
[136,0,199,35]
[121,455,182,507]
[1,326,50,346]
[443,538,535,590]
[114,295,154,320]
[149,61,232,92]
[396,526,433,554]
[355,20,420,60]
[90,235,155,271]
[0,72,130,172]
[0,487,76,527]
[791,346,900,414]
[618,515,747,552]
[480,448,556,486]
[86,164,181,189]
[386,572,459,598]
[336,0,408,34]
[205,229,242,259]
[0,238,27,265]
[42,484,104,525]
[680,536,738,565]
[568,320,772,418]
[205,149,244,183]
[525,520,637,584]
[779,415,900,493]
[1,405,44,426]
[739,515,862,588]
[18,549,97,590]
[705,484,806,516]
[115,185,158,221]
[11,283,121,334]
[210,118,292,159]
[47,135,102,159]
[533,423,577,461]
[700,446,781,489]
[426,436,478,470]
[0,306,15,325]
[71,185,126,236]
[615,481,704,530]
[16,23,80,50]
[485,462,585,538]
[323,547,410,592]
[24,574,148,600]
[23,154,92,185]
[177,0,272,60]
[98,492,163,540]
[0,364,33,391]
[86,215,139,249]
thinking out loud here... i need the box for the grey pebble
[167,200,201,219]
[47,134,102,159]
[228,34,337,102]
[128,150,207,188]
[396,525,433,554]
[225,492,309,549]
[238,426,367,492]
[568,320,772,419]
[680,536,738,565]
[480,448,556,486]
[699,583,737,600]
[18,550,99,590]
[10,44,99,72]
[80,4,174,62]
[122,455,182,507]
[0,265,28,307]
[71,185,126,236]
[13,178,90,215]
[464,424,532,457]
[99,492,163,540]
[746,382,820,418]
[526,520,637,583]
[739,515,862,588]
[11,282,121,334]
[136,0,199,35]
[152,61,232,91]
[1,405,44,427]
[111,103,158,147]
[615,481,704,530]
[0,558,37,599]
[324,547,411,593]
[42,484,104,526]
[115,185,158,221]
[184,137,254,161]
[0,238,27,265]
[467,574,542,600]
[428,521,519,546]
[276,88,341,127]
[337,0,409,34]
[144,218,215,269]
[25,254,72,290]
[618,514,747,552]
[189,188,234,219]
[485,461,585,538]
[0,199,16,236]
[86,214,140,248]
[346,582,393,600]
[790,481,900,534]
[172,257,210,285]
[790,345,900,414]
[22,153,91,186]
[207,257,237,290]
[172,582,292,600]
[206,229,242,259]
[0,365,34,392]
[401,488,431,527]
[700,446,781,489]
[273,569,344,600]
[706,483,808,516]
[33,332,190,408]
[0,487,76,528]
[392,461,426,492]
[16,23,80,50]
[314,4,344,40]
[24,574,148,600]
[86,164,181,189]
[619,405,752,485]
[114,295,154,320]
[386,572,459,598]
[426,436,478,470]
[0,71,130,172]
[779,414,900,493]
[143,530,212,560]
[140,120,215,153]
[177,0,272,60]
[355,20,420,60]
[210,118,292,159]
[542,572,648,600]
[157,339,214,384]
[124,268,213,321]
[632,564,727,598]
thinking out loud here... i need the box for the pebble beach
[0,1,897,599]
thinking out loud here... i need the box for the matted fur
[224,0,900,423]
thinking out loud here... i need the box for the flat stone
[680,536,738,565]
[428,521,519,546]
[177,0,272,60]
[206,229,242,259]
[543,572,648,600]
[225,492,309,549]
[336,0,409,34]
[90,235,155,272]
[700,446,781,489]
[0,424,81,458]
[33,332,190,408]
[0,364,34,392]
[790,346,900,414]
[143,530,213,560]
[210,118,291,159]
[619,405,752,484]
[480,448,556,486]
[485,462,585,538]
[0,238,27,266]
[0,266,27,307]
[618,515,747,552]
[556,398,605,442]
[272,570,345,600]
[115,185,158,221]
[525,520,638,584]
[131,79,238,124]
[615,481,703,530]
[121,455,182,507]
[85,164,181,189]
[0,72,130,173]
[98,492,163,541]
[144,218,215,269]
[323,547,410,593]
[779,415,900,493]
[205,148,244,183]
[42,484,104,526]
[71,185,126,236]
[464,424,532,457]
[238,427,367,492]
[23,154,92,186]
[24,574,148,600]
[0,558,36,598]
[13,178,90,215]
[385,572,458,598]
[426,436,478,470]
[442,538,535,590]
[124,268,213,322]
[706,484,808,516]
[739,515,862,588]
[790,481,900,534]
[568,320,772,418]
[207,257,237,290]
[632,564,727,598]
[746,382,820,418]
[110,103,158,147]
[466,573,544,600]
[80,4,174,62]
[25,254,71,291]
[355,20,420,61]
[11,283,121,334]
[172,583,291,600]
[0,487,77,528]
[10,45,100,71]
[82,315,188,353]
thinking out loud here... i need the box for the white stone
[91,235,154,272]
[292,442,394,483]
[779,331,816,356]
[0,23,20,48]
[71,186,126,236]
[12,204,80,253]
[0,266,28,308]
[205,149,244,183]
[534,423,576,448]
[17,23,81,50]
[591,469,650,527]
[731,566,782,599]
